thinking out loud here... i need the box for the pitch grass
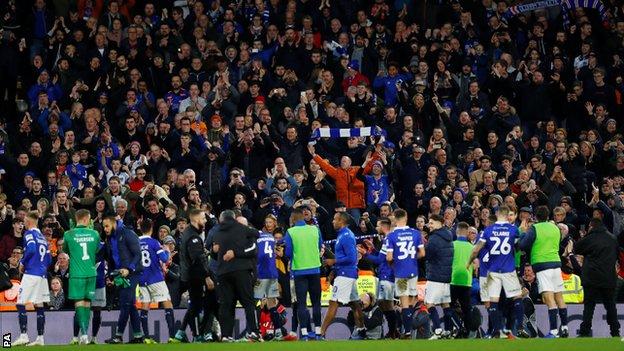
[38,338,623,351]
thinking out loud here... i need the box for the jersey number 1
[79,242,90,260]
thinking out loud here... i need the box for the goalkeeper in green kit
[63,209,102,345]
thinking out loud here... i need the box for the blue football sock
[488,303,501,334]
[558,308,568,327]
[165,308,175,338]
[35,307,45,336]
[429,307,441,330]
[17,304,27,334]
[140,309,149,337]
[401,308,413,334]
[548,308,558,332]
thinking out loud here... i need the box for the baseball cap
[347,60,360,71]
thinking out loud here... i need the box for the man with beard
[173,209,215,343]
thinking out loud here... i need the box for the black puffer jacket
[425,227,454,283]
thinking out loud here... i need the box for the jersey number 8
[141,250,151,267]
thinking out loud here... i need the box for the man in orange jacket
[308,144,371,222]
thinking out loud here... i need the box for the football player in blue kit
[468,206,529,338]
[137,219,176,343]
[320,212,365,339]
[255,225,283,339]
[13,211,51,346]
[358,217,399,338]
[386,209,425,338]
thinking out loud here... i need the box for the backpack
[465,305,482,332]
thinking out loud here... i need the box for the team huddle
[10,204,570,344]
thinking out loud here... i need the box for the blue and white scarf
[308,127,385,145]
[504,0,608,28]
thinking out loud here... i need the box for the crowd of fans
[0,0,623,311]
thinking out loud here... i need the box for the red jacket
[314,155,372,209]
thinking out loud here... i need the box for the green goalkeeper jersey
[63,225,101,278]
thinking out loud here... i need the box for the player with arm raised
[13,211,51,346]
[468,206,529,338]
[385,209,425,338]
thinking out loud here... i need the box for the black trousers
[181,279,205,337]
[198,288,219,335]
[450,285,472,331]
[579,285,621,337]
[218,270,258,338]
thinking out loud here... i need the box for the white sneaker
[89,337,98,345]
[79,335,89,345]
[69,337,79,345]
[26,336,44,346]
[13,333,30,346]
[429,328,443,340]
[212,318,222,340]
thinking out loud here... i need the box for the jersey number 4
[489,237,511,255]
[396,241,417,260]
[263,242,273,258]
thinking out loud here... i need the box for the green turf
[38,338,624,351]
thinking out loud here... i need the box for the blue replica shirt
[139,235,169,286]
[386,226,423,278]
[21,228,51,277]
[165,89,188,112]
[479,222,518,274]
[257,231,278,279]
[364,239,394,282]
[364,174,390,205]
[334,227,358,278]
[477,230,489,278]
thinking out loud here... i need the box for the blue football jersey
[334,227,358,278]
[477,230,489,278]
[139,236,169,285]
[367,238,394,282]
[21,228,51,277]
[479,222,518,274]
[257,232,278,279]
[386,226,423,278]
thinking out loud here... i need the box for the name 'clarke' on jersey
[479,221,519,274]
[386,226,424,278]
